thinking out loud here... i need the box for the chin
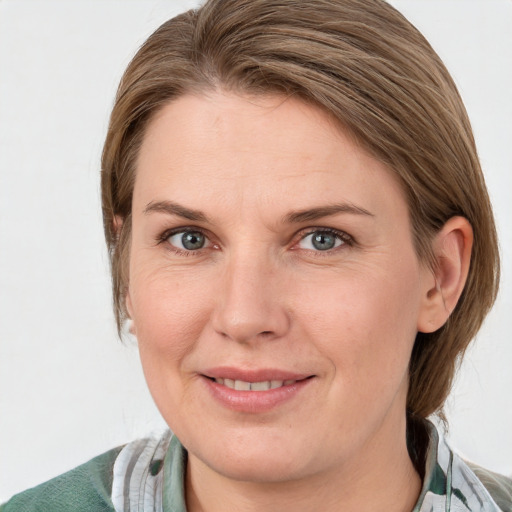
[209,453,310,484]
[187,431,319,483]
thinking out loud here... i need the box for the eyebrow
[284,203,374,223]
[143,200,374,224]
[143,200,209,222]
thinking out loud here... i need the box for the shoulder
[467,462,512,512]
[0,446,122,512]
[419,421,512,512]
[0,431,180,512]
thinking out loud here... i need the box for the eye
[167,230,208,251]
[297,229,347,251]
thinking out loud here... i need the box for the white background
[0,0,511,501]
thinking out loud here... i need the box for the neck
[185,416,422,512]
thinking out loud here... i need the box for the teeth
[235,380,251,391]
[213,378,295,391]
[250,381,271,391]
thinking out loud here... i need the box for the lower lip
[202,376,313,413]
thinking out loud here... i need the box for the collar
[413,421,501,511]
[112,423,502,512]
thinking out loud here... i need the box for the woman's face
[127,92,433,483]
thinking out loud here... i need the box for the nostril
[212,304,290,343]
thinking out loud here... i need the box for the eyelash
[156,227,354,256]
[295,228,354,257]
[156,227,212,257]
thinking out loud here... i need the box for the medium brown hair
[101,0,499,419]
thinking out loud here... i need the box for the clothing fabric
[2,423,511,511]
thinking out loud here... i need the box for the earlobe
[417,217,473,333]
[114,215,135,333]
[126,291,136,335]
[113,215,123,239]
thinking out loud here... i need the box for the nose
[211,254,291,344]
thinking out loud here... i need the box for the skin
[126,92,472,512]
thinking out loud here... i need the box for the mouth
[201,370,315,413]
[207,377,310,391]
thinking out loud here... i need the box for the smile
[202,372,315,413]
[213,378,297,391]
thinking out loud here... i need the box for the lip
[200,367,315,413]
[202,366,311,382]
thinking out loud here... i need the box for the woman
[1,0,510,510]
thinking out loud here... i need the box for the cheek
[129,261,214,360]
[129,264,216,419]
[296,261,422,383]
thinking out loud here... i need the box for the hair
[101,0,499,422]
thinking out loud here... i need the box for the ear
[417,216,473,333]
[115,215,136,334]
[113,215,123,239]
[125,291,137,335]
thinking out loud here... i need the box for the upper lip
[201,367,313,382]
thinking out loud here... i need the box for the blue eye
[168,230,207,251]
[298,230,345,251]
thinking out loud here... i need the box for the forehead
[133,91,408,222]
